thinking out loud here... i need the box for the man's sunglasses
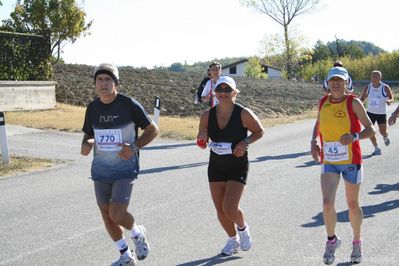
[215,83,233,93]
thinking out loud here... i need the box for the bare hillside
[54,64,322,118]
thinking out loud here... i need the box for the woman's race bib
[94,129,122,151]
[210,142,232,155]
[323,141,349,162]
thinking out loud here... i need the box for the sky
[1,0,398,68]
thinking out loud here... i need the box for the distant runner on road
[81,63,158,266]
[360,70,394,156]
[197,76,264,256]
[311,67,375,265]
[201,62,222,108]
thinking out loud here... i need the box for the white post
[153,96,161,127]
[0,112,11,164]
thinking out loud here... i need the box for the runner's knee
[322,198,335,212]
[109,207,128,224]
[222,204,239,219]
[346,199,360,211]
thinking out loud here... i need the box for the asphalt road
[1,109,398,266]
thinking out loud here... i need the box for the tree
[169,62,185,72]
[312,40,332,62]
[240,0,320,79]
[1,0,92,62]
[244,57,267,79]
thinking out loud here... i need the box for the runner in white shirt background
[360,70,394,155]
[201,62,222,107]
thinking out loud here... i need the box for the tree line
[1,0,397,82]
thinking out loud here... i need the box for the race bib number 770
[94,129,122,151]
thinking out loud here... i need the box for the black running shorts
[208,152,249,184]
[367,111,387,124]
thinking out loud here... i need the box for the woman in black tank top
[197,76,264,256]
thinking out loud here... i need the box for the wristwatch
[131,143,140,153]
[352,132,360,142]
[243,137,251,145]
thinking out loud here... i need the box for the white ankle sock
[116,238,132,258]
[131,224,141,238]
[229,235,238,241]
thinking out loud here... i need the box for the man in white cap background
[322,61,353,96]
[311,66,375,264]
[81,63,158,266]
[360,70,394,156]
[197,76,264,256]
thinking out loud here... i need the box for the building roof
[222,59,281,72]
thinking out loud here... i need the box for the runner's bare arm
[232,108,264,157]
[359,86,368,102]
[197,110,209,148]
[240,108,264,144]
[118,122,159,160]
[385,84,394,105]
[351,98,375,140]
[135,122,159,148]
[201,85,211,103]
[388,105,399,125]
[311,103,321,162]
[81,133,94,156]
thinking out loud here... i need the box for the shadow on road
[302,199,399,227]
[296,160,319,168]
[176,254,241,266]
[143,142,196,150]
[251,151,310,163]
[140,162,208,175]
[362,154,374,160]
[368,182,399,195]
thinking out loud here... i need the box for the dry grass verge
[2,103,316,177]
[4,103,317,140]
[0,155,54,178]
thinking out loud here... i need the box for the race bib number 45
[95,129,122,151]
[323,141,349,162]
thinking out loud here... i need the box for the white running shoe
[351,242,363,264]
[323,237,341,265]
[221,237,240,256]
[237,225,252,251]
[132,225,149,261]
[110,254,137,266]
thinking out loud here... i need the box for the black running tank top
[208,104,248,149]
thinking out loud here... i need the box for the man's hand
[388,113,397,126]
[118,143,135,160]
[339,133,353,145]
[310,140,320,162]
[81,138,94,156]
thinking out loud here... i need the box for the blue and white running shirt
[82,94,152,181]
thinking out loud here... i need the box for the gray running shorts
[94,178,134,205]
